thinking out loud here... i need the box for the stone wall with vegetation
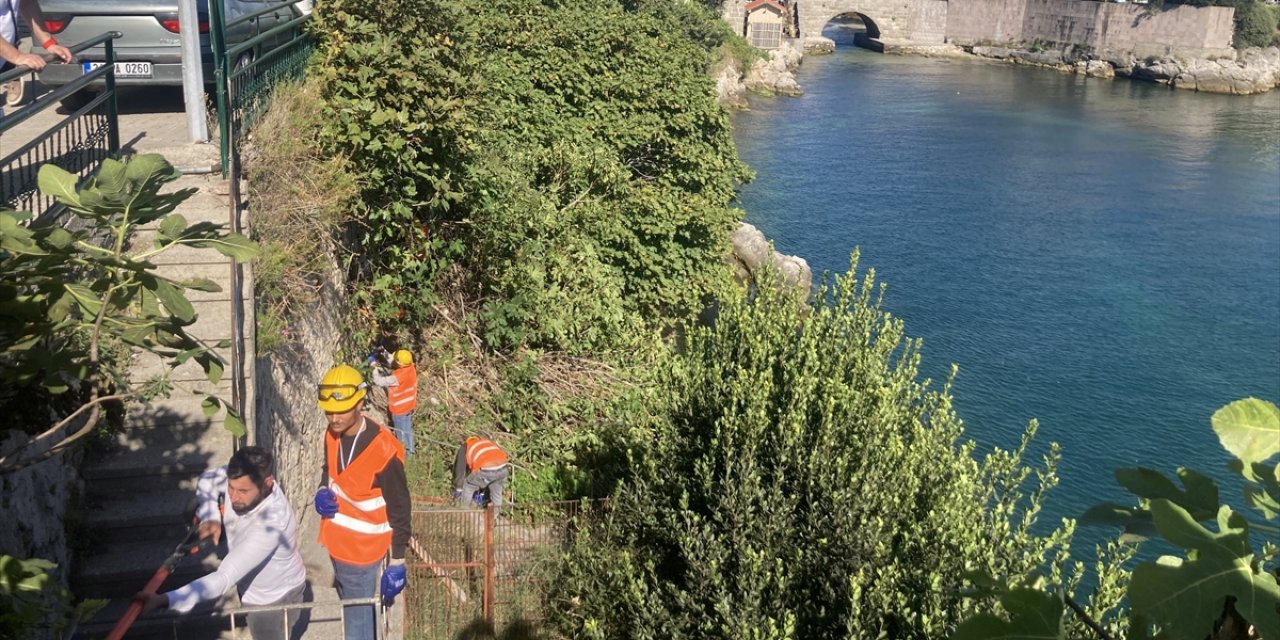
[946,0,1234,50]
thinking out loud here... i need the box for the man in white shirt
[139,447,310,640]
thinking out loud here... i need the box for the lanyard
[340,418,367,472]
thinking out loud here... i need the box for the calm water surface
[730,48,1280,529]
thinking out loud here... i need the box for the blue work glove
[314,487,338,518]
[381,561,407,604]
[367,354,378,366]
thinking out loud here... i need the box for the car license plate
[83,61,153,79]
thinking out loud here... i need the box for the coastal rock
[804,36,835,54]
[716,61,750,110]
[730,223,813,299]
[1074,59,1115,79]
[745,46,805,97]
[1133,47,1280,95]
[972,46,1015,60]
[967,43,1279,94]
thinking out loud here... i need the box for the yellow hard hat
[394,349,413,366]
[318,364,367,413]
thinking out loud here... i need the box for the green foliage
[310,0,475,339]
[546,256,1074,639]
[0,555,104,640]
[1233,0,1279,48]
[955,397,1280,640]
[0,154,257,473]
[245,78,357,353]
[312,0,750,354]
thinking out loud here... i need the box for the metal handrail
[0,30,118,83]
[226,14,309,62]
[225,0,305,31]
[1,31,121,218]
[135,595,387,639]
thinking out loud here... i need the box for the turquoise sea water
[729,49,1280,531]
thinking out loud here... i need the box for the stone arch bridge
[726,0,948,49]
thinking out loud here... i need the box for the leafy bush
[547,256,1076,639]
[311,0,750,354]
[0,156,256,474]
[1234,0,1280,48]
[954,397,1280,640]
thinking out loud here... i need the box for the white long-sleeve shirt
[166,467,307,612]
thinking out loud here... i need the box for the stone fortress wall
[726,0,1236,53]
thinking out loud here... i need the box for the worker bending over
[453,436,510,516]
[139,447,309,640]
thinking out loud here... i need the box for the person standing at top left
[0,0,72,74]
[370,349,417,457]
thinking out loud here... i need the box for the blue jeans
[460,466,509,516]
[331,558,380,640]
[390,412,414,457]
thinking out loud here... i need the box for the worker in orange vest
[313,365,411,640]
[453,436,510,516]
[370,349,418,456]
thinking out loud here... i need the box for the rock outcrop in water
[717,41,806,108]
[967,44,1280,95]
[730,222,813,299]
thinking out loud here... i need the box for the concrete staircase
[69,162,353,639]
[70,169,244,639]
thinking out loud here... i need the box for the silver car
[34,0,305,97]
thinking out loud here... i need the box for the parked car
[33,0,306,105]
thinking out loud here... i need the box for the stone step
[74,595,236,640]
[128,343,252,385]
[73,537,223,601]
[80,486,200,546]
[124,381,238,431]
[83,416,236,496]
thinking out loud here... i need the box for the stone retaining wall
[945,0,1234,50]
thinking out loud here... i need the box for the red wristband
[42,38,57,49]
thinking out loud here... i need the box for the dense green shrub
[1234,0,1280,48]
[547,257,1075,639]
[311,0,750,354]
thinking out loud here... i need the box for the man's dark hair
[227,446,273,489]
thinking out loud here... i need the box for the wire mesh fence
[405,499,605,639]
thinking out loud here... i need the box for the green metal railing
[209,0,313,173]
[0,32,120,220]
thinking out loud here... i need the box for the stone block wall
[943,0,1233,50]
[1093,4,1233,50]
[907,0,950,44]
[945,0,1029,45]
[1023,0,1102,44]
[252,262,343,531]
[0,431,79,639]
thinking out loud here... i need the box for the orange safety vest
[319,418,405,565]
[465,437,508,471]
[386,366,417,416]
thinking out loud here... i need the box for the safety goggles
[318,383,366,402]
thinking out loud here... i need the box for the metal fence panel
[0,32,120,220]
[406,500,603,638]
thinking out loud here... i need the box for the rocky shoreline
[717,39,1280,107]
[964,43,1280,95]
